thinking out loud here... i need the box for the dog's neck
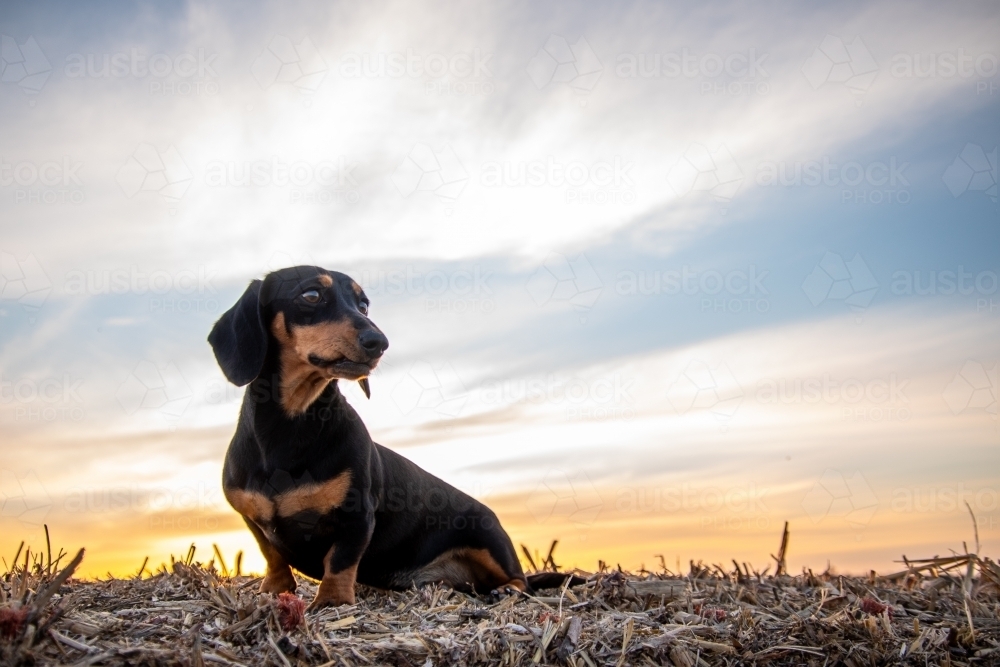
[239,377,363,475]
[269,316,340,416]
[277,365,334,416]
[245,374,362,444]
[250,370,346,417]
[235,343,370,466]
[247,347,360,429]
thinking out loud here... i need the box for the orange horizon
[4,494,988,582]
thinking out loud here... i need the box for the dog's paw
[259,569,297,595]
[306,591,354,612]
[305,597,328,612]
[490,580,526,598]
[307,578,356,611]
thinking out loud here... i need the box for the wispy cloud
[1,0,998,575]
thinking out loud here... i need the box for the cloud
[1,0,998,577]
[2,0,992,279]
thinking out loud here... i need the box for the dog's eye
[358,302,369,315]
[301,290,321,304]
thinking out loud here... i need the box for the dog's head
[208,266,388,415]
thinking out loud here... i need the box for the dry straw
[2,525,998,666]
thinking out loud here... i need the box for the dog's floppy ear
[208,279,268,386]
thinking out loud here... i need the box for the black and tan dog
[208,265,530,608]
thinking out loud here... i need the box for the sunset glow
[1,0,998,581]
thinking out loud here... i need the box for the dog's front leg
[308,520,372,609]
[243,518,297,594]
[309,547,359,609]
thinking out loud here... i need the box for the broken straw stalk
[1,526,998,666]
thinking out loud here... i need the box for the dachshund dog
[208,266,530,608]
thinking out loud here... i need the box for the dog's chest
[224,469,352,526]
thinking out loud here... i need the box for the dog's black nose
[358,330,389,357]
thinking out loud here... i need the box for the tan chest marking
[275,470,353,517]
[224,487,274,524]
[226,469,352,523]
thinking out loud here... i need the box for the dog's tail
[525,572,587,591]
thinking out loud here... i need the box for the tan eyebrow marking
[319,274,333,287]
[351,282,362,296]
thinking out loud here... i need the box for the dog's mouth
[307,354,377,379]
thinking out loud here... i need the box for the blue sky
[1,0,998,576]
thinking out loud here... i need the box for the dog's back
[360,443,524,591]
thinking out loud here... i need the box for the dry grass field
[2,529,999,666]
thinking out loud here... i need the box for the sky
[0,0,998,579]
